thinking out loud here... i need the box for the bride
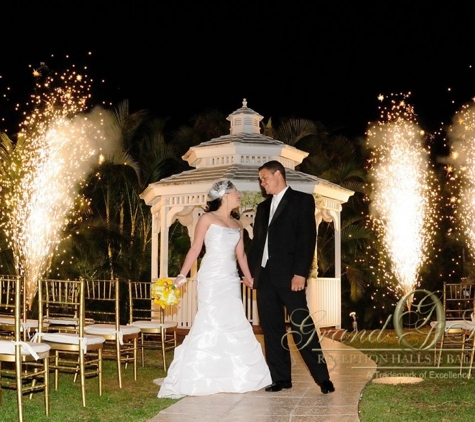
[157,179,271,398]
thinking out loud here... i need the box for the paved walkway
[148,335,377,422]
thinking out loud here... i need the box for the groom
[247,160,335,395]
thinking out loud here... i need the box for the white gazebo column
[150,206,160,280]
[306,210,324,328]
[160,205,170,278]
[332,209,342,279]
[329,209,342,328]
[307,208,342,329]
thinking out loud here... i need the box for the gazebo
[140,99,354,329]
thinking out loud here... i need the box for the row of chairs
[0,276,178,422]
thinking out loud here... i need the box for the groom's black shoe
[320,379,335,394]
[264,381,292,392]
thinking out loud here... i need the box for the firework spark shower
[367,94,438,306]
[0,60,121,309]
[447,102,475,260]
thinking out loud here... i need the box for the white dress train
[157,224,271,398]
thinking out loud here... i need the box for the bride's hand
[174,274,187,288]
[242,277,254,289]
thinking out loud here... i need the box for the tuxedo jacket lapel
[269,189,291,225]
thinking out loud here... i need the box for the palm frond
[273,118,327,146]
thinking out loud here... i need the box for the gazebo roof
[189,132,283,147]
[140,99,354,207]
[141,164,352,205]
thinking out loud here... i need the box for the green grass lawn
[351,329,475,422]
[0,348,177,422]
[2,329,474,421]
[360,378,474,422]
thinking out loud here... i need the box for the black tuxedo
[250,187,316,289]
[249,187,330,385]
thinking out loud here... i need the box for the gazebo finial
[242,98,247,107]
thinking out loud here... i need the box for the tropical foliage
[0,97,468,329]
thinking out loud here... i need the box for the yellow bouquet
[152,277,181,309]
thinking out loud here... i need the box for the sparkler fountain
[366,93,438,310]
[0,60,120,311]
[446,102,475,262]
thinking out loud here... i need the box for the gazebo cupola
[227,98,263,135]
[181,100,308,173]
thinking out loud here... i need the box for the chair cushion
[0,317,49,330]
[131,320,177,329]
[46,318,78,326]
[0,340,51,355]
[430,319,475,331]
[46,318,94,327]
[40,332,106,346]
[0,316,15,325]
[85,324,141,336]
[84,324,141,346]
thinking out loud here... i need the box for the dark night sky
[3,1,475,138]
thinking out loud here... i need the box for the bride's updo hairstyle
[205,178,240,220]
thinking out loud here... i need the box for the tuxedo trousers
[256,265,330,385]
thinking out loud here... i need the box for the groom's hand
[291,275,306,291]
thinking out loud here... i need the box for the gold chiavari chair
[83,278,140,388]
[460,329,475,378]
[35,278,105,407]
[0,274,18,340]
[127,280,177,371]
[0,275,50,422]
[433,282,475,371]
[0,274,47,341]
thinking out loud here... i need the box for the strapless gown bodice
[157,224,271,398]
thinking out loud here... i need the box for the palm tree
[0,132,23,274]
[49,101,150,281]
[70,101,195,281]
[171,109,229,160]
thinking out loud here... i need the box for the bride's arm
[174,214,210,287]
[236,224,253,288]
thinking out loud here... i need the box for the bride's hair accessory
[207,179,234,201]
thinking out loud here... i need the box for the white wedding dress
[157,224,271,398]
